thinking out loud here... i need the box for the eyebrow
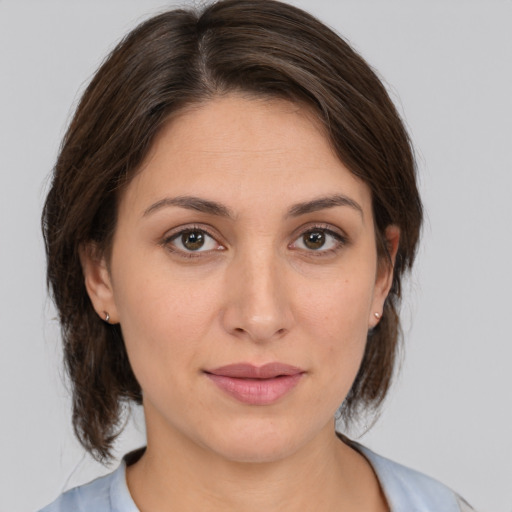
[143,193,363,219]
[143,196,235,218]
[287,194,363,218]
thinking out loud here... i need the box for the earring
[103,311,110,323]
[374,312,381,319]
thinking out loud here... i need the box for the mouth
[204,363,305,405]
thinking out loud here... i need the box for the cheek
[299,271,375,338]
[296,271,375,387]
[110,255,222,379]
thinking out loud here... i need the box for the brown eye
[290,227,345,254]
[181,231,205,251]
[166,228,223,255]
[303,231,326,250]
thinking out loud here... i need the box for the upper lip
[205,363,305,379]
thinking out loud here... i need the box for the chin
[200,417,314,465]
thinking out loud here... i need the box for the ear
[79,243,119,324]
[369,225,400,328]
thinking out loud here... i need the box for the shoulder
[37,472,114,512]
[355,443,476,512]
[37,461,138,512]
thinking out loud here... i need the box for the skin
[82,94,399,511]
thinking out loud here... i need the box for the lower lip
[206,373,303,405]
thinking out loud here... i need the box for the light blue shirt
[38,443,474,511]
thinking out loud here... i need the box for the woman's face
[84,95,397,463]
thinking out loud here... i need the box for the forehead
[121,94,372,218]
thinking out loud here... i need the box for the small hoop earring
[374,312,381,319]
[103,311,110,323]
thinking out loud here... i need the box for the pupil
[183,231,205,250]
[304,231,325,249]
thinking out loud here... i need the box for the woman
[39,0,474,510]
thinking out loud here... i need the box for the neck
[126,422,387,512]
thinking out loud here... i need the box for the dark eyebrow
[143,196,234,219]
[286,194,363,218]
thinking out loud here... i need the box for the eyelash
[161,224,224,259]
[161,223,348,259]
[289,224,348,257]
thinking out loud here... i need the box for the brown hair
[43,0,422,461]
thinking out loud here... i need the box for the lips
[204,363,305,405]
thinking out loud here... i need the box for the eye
[290,227,346,253]
[165,228,223,255]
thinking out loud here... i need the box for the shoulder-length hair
[43,0,422,461]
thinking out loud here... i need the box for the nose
[221,245,294,343]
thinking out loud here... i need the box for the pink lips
[205,363,305,405]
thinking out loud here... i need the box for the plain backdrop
[1,1,511,511]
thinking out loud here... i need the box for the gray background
[1,1,511,511]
